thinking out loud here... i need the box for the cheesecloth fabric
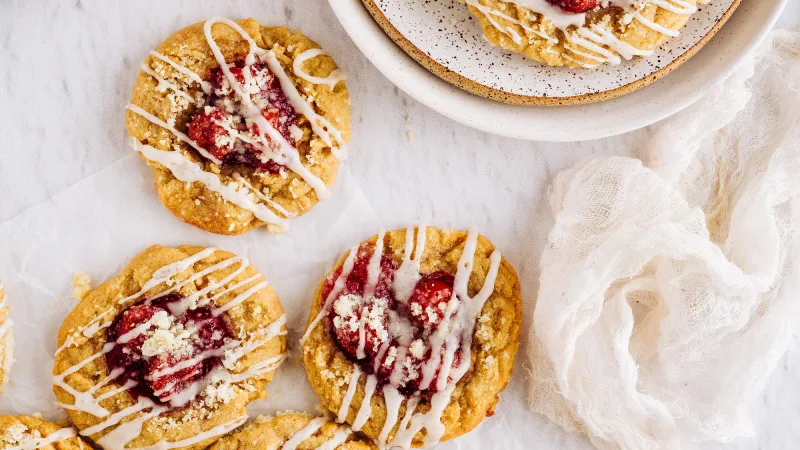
[528,30,800,449]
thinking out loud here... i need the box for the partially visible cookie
[466,0,708,67]
[209,413,376,450]
[302,226,522,448]
[0,283,14,393]
[0,416,87,450]
[53,245,287,450]
[126,18,350,235]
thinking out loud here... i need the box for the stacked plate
[329,0,787,141]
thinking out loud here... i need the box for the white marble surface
[0,0,798,448]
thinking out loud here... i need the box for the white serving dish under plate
[328,0,788,142]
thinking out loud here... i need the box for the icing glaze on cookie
[128,18,349,231]
[304,227,502,448]
[3,426,79,450]
[53,248,288,450]
[293,49,348,91]
[470,0,702,67]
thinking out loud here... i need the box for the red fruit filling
[186,61,299,173]
[546,0,598,14]
[323,244,462,396]
[407,272,454,329]
[105,294,233,407]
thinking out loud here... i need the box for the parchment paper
[0,153,539,450]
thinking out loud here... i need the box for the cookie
[126,18,350,235]
[465,0,708,67]
[0,416,87,450]
[209,413,376,450]
[0,283,13,393]
[52,245,287,450]
[302,226,522,448]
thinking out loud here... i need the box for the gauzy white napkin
[528,30,800,449]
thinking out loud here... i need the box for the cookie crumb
[72,272,93,302]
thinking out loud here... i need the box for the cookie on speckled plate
[53,245,287,450]
[0,283,13,393]
[0,416,87,450]
[209,413,376,450]
[302,226,522,448]
[465,0,710,67]
[126,18,350,235]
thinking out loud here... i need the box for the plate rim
[329,0,788,141]
[360,0,742,106]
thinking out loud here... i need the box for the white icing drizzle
[363,230,386,299]
[576,25,653,60]
[356,230,387,360]
[131,139,289,229]
[338,364,362,423]
[394,233,502,448]
[224,352,287,383]
[94,403,166,450]
[82,397,158,436]
[278,416,354,450]
[54,342,117,417]
[300,246,359,345]
[465,0,557,45]
[133,17,350,228]
[632,10,681,37]
[129,415,248,450]
[281,416,328,450]
[126,104,221,165]
[119,248,219,305]
[508,0,588,29]
[139,64,195,104]
[379,385,404,446]
[306,228,501,447]
[149,51,212,94]
[223,314,287,364]
[292,49,348,90]
[395,395,420,441]
[262,50,348,160]
[352,374,377,431]
[393,225,426,303]
[653,0,697,14]
[6,427,79,450]
[233,173,294,217]
[315,427,352,450]
[347,228,501,448]
[477,0,697,66]
[202,18,330,198]
[52,249,285,450]
[213,280,270,315]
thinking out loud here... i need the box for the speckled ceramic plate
[329,0,786,140]
[361,0,740,106]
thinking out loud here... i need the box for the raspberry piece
[185,61,299,173]
[321,244,397,303]
[187,107,235,159]
[546,0,598,13]
[105,295,233,408]
[110,304,166,353]
[331,296,389,362]
[407,271,454,328]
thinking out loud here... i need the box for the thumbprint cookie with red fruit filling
[126,18,349,235]
[302,226,522,448]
